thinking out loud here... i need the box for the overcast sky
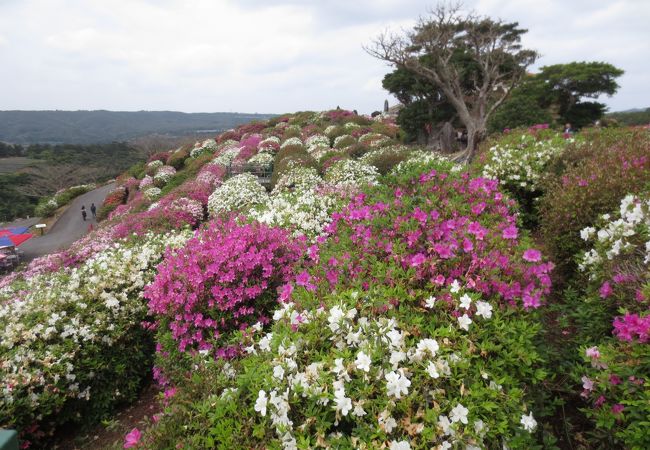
[0,0,648,114]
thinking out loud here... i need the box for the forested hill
[0,110,276,144]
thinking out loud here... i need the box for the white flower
[450,403,469,424]
[254,390,268,416]
[389,350,406,368]
[415,338,440,359]
[385,370,411,399]
[580,227,596,241]
[459,294,472,309]
[352,403,366,417]
[355,351,372,372]
[273,365,285,380]
[426,361,440,379]
[328,306,345,333]
[333,387,352,416]
[379,411,398,433]
[457,314,472,331]
[450,279,461,293]
[259,333,272,352]
[425,295,436,308]
[475,301,493,319]
[437,415,454,436]
[389,441,411,450]
[520,412,537,432]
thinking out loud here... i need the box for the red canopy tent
[0,228,33,247]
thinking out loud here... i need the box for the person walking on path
[90,203,97,219]
[81,205,87,221]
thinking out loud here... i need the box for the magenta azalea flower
[124,428,141,448]
[522,249,541,262]
[502,225,518,239]
[599,281,613,299]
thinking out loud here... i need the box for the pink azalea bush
[144,216,305,381]
[571,193,650,447]
[301,166,553,310]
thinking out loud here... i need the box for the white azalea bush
[392,150,458,175]
[0,231,191,446]
[273,166,322,193]
[480,131,570,193]
[139,284,543,449]
[325,159,379,188]
[305,134,330,154]
[145,159,164,175]
[258,136,281,153]
[143,186,162,200]
[248,152,275,167]
[280,137,304,150]
[207,173,269,217]
[153,165,177,187]
[212,147,241,167]
[190,139,218,158]
[250,189,340,240]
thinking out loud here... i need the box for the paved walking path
[19,183,116,262]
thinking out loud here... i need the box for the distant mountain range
[0,110,277,144]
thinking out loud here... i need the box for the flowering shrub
[207,173,268,217]
[280,137,304,150]
[145,159,164,175]
[568,193,650,448]
[195,163,226,188]
[153,165,177,187]
[144,218,304,375]
[137,162,550,449]
[0,231,191,447]
[392,150,457,175]
[98,185,127,220]
[166,146,190,169]
[190,139,217,158]
[324,159,379,188]
[479,130,570,194]
[248,152,274,166]
[305,134,330,153]
[251,188,342,240]
[333,134,356,149]
[273,166,322,193]
[258,136,281,153]
[138,175,154,190]
[143,186,162,200]
[147,151,171,164]
[111,197,203,239]
[539,128,650,276]
[212,147,241,167]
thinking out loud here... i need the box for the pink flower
[585,346,600,359]
[522,249,542,262]
[611,404,624,415]
[609,375,621,385]
[410,253,426,266]
[124,428,141,448]
[599,282,613,299]
[502,225,518,239]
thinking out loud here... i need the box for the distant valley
[0,110,276,144]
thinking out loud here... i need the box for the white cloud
[0,0,648,113]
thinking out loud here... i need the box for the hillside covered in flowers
[1,110,648,450]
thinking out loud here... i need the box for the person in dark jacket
[81,205,87,221]
[90,203,97,218]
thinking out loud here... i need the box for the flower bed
[136,161,551,449]
[0,231,191,447]
[207,173,268,217]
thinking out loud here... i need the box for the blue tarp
[0,237,15,247]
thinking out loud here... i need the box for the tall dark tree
[489,62,624,131]
[366,4,537,161]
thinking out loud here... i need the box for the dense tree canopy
[367,4,538,160]
[489,62,624,131]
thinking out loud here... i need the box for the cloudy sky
[0,0,648,114]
